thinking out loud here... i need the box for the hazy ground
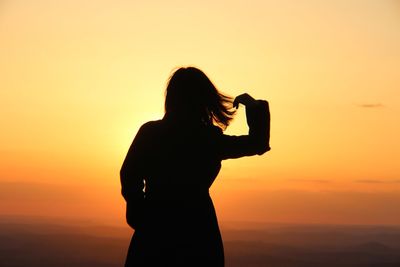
[1,216,400,267]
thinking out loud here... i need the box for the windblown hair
[165,67,235,129]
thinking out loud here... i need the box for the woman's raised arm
[218,93,270,160]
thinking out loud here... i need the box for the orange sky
[1,0,400,226]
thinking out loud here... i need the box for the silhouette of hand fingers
[234,93,256,108]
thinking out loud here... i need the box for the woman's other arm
[120,123,150,229]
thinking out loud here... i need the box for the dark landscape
[1,216,400,267]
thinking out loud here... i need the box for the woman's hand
[126,199,144,230]
[233,93,257,109]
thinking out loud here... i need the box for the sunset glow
[1,0,400,226]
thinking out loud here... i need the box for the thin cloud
[355,179,384,184]
[356,103,384,108]
[286,179,331,183]
[355,179,400,184]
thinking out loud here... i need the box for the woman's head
[165,67,235,129]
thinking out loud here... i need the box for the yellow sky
[1,0,400,225]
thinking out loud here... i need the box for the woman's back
[143,118,222,196]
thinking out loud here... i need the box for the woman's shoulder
[141,119,163,127]
[137,120,164,135]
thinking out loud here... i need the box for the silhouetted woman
[120,67,270,266]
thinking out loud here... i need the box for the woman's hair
[165,67,235,129]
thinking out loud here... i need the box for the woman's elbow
[256,142,271,155]
[120,167,131,185]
